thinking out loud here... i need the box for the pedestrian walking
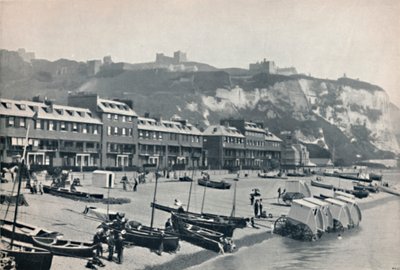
[38,181,43,195]
[259,199,263,218]
[133,178,138,192]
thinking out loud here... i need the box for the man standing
[259,199,263,218]
[254,199,259,218]
[114,232,124,264]
[107,232,114,261]
[133,177,138,192]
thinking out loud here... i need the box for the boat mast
[186,146,195,212]
[200,179,207,213]
[149,169,159,230]
[230,177,238,217]
[11,125,30,248]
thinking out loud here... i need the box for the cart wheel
[293,223,314,241]
[273,216,288,236]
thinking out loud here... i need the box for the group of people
[91,213,126,268]
[121,176,138,192]
[253,199,264,218]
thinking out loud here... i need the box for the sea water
[191,171,400,270]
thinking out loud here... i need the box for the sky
[1,0,400,105]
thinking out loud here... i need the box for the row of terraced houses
[0,93,284,170]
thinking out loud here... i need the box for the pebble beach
[1,170,399,270]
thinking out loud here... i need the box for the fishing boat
[150,202,247,228]
[0,219,60,244]
[258,170,280,178]
[0,126,53,270]
[122,221,180,252]
[100,169,180,253]
[171,217,233,253]
[0,238,53,270]
[197,178,231,189]
[179,176,193,182]
[338,174,372,183]
[353,184,378,193]
[32,237,96,258]
[171,212,236,237]
[43,185,104,199]
[310,180,334,190]
[369,173,382,181]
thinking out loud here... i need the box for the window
[82,124,87,134]
[122,127,126,136]
[128,116,132,122]
[19,118,26,128]
[114,127,118,135]
[35,120,41,129]
[122,116,126,122]
[60,122,66,131]
[107,114,111,119]
[72,123,78,132]
[159,133,163,140]
[49,121,54,131]
[107,126,111,136]
[139,131,143,138]
[114,114,118,121]
[128,128,133,137]
[93,126,98,135]
[7,117,14,127]
[17,104,26,110]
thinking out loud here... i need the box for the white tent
[303,197,334,232]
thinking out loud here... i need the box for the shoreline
[1,171,398,270]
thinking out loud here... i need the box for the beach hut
[274,199,324,241]
[324,198,352,230]
[334,195,362,227]
[92,170,115,188]
[279,180,312,205]
[303,197,334,232]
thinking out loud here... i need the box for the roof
[264,131,282,142]
[0,98,102,124]
[244,121,266,133]
[138,117,202,135]
[335,195,356,204]
[325,198,348,207]
[303,197,329,207]
[292,199,319,209]
[97,98,137,117]
[202,125,245,138]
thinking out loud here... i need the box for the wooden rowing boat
[151,202,247,228]
[0,238,53,270]
[197,178,231,190]
[338,174,372,183]
[0,219,60,244]
[32,237,96,258]
[310,180,334,190]
[43,185,104,199]
[100,221,180,252]
[171,212,236,237]
[171,216,231,252]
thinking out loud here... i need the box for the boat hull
[1,238,53,270]
[197,179,231,189]
[171,212,236,237]
[151,202,247,228]
[0,219,60,244]
[43,185,104,199]
[32,237,96,258]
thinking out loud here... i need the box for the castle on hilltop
[249,58,297,76]
[156,50,187,64]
